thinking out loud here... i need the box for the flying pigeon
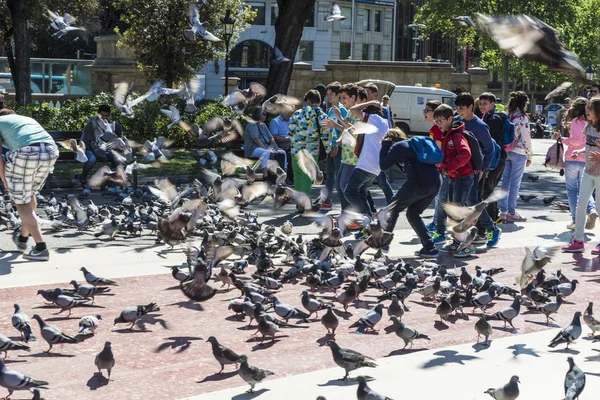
[271,47,291,65]
[453,16,475,27]
[325,3,346,22]
[515,246,559,288]
[113,82,154,118]
[57,139,87,163]
[184,3,221,42]
[545,82,573,100]
[47,10,86,38]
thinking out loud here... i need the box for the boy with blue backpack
[379,128,441,258]
[478,92,514,224]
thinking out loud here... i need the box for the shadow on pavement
[197,370,238,383]
[420,350,479,369]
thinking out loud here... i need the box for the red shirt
[439,121,473,180]
[429,124,443,143]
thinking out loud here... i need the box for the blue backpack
[489,140,501,170]
[496,111,515,146]
[407,136,443,165]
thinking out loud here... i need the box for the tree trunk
[265,0,316,97]
[7,0,32,105]
[502,53,509,106]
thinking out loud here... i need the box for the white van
[389,86,456,136]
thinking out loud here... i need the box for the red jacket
[439,121,473,180]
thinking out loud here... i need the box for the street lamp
[586,65,595,81]
[221,9,236,97]
[408,24,426,62]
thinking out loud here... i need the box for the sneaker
[346,221,363,231]
[499,211,508,222]
[441,241,459,252]
[592,243,600,256]
[473,233,488,244]
[22,247,50,261]
[562,239,584,253]
[426,222,436,232]
[493,216,502,224]
[566,222,576,231]
[486,228,502,248]
[454,246,475,258]
[354,228,369,240]
[12,232,28,252]
[415,247,439,258]
[381,245,390,254]
[431,231,446,244]
[321,200,333,211]
[505,212,527,222]
[586,210,598,230]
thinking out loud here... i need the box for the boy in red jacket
[433,104,475,257]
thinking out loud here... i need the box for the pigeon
[435,297,453,322]
[515,246,559,288]
[262,94,300,115]
[32,314,78,353]
[69,280,110,304]
[184,3,221,42]
[301,291,328,318]
[51,293,89,316]
[238,354,274,393]
[95,341,115,380]
[583,302,600,336]
[443,190,506,234]
[222,83,267,114]
[88,165,129,189]
[12,304,35,343]
[321,306,340,336]
[484,375,520,400]
[181,245,235,302]
[545,82,573,100]
[519,194,537,202]
[533,293,564,325]
[160,105,182,129]
[206,336,242,374]
[271,47,290,65]
[113,303,161,330]
[356,375,393,400]
[485,295,521,330]
[475,314,493,346]
[113,82,154,118]
[47,10,86,38]
[388,316,430,349]
[453,16,475,27]
[472,285,497,313]
[81,267,117,286]
[476,14,584,77]
[387,294,405,319]
[543,196,557,205]
[549,311,582,349]
[325,3,346,22]
[564,356,585,400]
[544,280,579,298]
[296,149,324,184]
[349,304,384,333]
[0,333,30,359]
[0,358,48,398]
[270,296,310,322]
[255,314,280,343]
[57,139,87,163]
[528,175,540,182]
[326,341,377,380]
[78,315,102,335]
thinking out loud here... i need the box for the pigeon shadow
[532,215,553,222]
[246,335,288,344]
[507,344,540,358]
[231,388,270,399]
[166,300,205,311]
[23,352,76,358]
[225,315,246,322]
[549,348,580,355]
[433,321,449,331]
[155,336,203,353]
[112,328,153,334]
[316,334,336,346]
[2,359,27,364]
[421,350,479,369]
[251,339,281,351]
[585,349,600,362]
[472,342,492,352]
[524,320,559,328]
[197,370,238,383]
[86,373,110,390]
[500,224,524,233]
[385,348,426,357]
[317,378,360,387]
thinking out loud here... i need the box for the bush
[6,94,233,147]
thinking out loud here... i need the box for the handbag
[544,139,564,171]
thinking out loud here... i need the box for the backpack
[489,140,501,170]
[407,136,443,165]
[460,130,485,172]
[544,139,565,171]
[496,111,515,146]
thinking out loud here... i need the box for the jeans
[337,163,355,210]
[292,153,316,195]
[81,149,118,183]
[469,172,495,232]
[433,176,450,229]
[564,161,595,222]
[574,171,600,241]
[388,184,439,250]
[326,150,341,201]
[437,173,473,234]
[251,147,287,169]
[498,151,528,214]
[481,157,506,221]
[344,167,377,215]
[377,171,394,204]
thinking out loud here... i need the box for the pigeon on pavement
[270,296,310,322]
[326,341,377,380]
[238,354,274,393]
[206,336,242,374]
[484,375,520,400]
[12,304,35,343]
[475,314,493,346]
[32,314,78,353]
[113,303,161,330]
[78,315,102,335]
[388,316,430,349]
[532,293,564,325]
[549,311,582,349]
[0,358,48,399]
[583,302,600,336]
[356,375,393,400]
[349,304,384,333]
[95,341,115,380]
[485,295,521,331]
[70,280,110,304]
[321,306,340,336]
[81,267,117,286]
[0,333,30,359]
[564,356,585,400]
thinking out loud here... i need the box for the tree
[413,0,591,100]
[0,0,99,104]
[118,0,253,88]
[265,0,317,97]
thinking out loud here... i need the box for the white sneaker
[586,211,598,230]
[566,222,576,231]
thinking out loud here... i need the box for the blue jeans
[377,171,394,204]
[437,173,473,234]
[326,150,341,201]
[468,173,495,231]
[433,176,450,229]
[81,149,118,182]
[344,167,377,215]
[337,163,355,210]
[251,147,287,169]
[575,171,600,241]
[564,161,595,221]
[498,151,527,214]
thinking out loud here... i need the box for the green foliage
[118,0,255,86]
[6,94,230,147]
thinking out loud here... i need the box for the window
[340,7,352,30]
[364,9,371,31]
[230,40,273,68]
[248,2,266,25]
[271,5,278,26]
[374,10,381,32]
[340,42,351,60]
[362,44,369,60]
[304,6,314,27]
[299,41,314,62]
[373,45,381,61]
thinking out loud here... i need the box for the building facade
[202,0,396,99]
